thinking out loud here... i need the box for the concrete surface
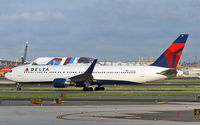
[0,105,200,125]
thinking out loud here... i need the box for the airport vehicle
[5,34,188,91]
[0,68,12,77]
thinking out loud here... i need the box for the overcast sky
[0,0,199,62]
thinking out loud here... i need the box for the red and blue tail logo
[151,34,188,68]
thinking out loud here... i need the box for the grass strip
[144,82,200,85]
[105,87,200,91]
[0,87,82,91]
[0,93,196,98]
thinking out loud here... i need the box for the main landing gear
[83,87,93,91]
[82,86,105,91]
[95,87,105,91]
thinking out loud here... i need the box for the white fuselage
[5,65,169,84]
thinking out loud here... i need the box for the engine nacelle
[53,78,70,88]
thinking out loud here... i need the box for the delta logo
[24,68,49,72]
[25,68,29,72]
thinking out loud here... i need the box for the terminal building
[0,59,21,68]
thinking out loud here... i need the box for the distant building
[0,59,21,68]
[188,64,200,68]
[139,57,155,63]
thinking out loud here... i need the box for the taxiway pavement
[0,105,200,125]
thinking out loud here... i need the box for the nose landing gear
[16,83,22,91]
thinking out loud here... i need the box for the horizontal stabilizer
[157,69,177,77]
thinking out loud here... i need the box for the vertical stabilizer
[151,34,188,68]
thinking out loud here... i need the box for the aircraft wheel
[88,87,93,91]
[17,87,22,91]
[95,87,99,91]
[95,87,105,91]
[100,87,105,91]
[83,87,93,91]
[16,83,22,91]
[83,87,88,91]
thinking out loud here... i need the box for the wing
[53,59,98,88]
[69,59,97,83]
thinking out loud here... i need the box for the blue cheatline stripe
[95,79,139,84]
[69,57,75,64]
[172,47,184,68]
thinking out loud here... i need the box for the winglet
[151,34,188,68]
[85,59,98,74]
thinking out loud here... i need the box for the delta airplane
[5,34,188,91]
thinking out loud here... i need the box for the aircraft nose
[5,72,11,80]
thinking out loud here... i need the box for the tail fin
[151,34,188,68]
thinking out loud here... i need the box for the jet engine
[53,78,70,88]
